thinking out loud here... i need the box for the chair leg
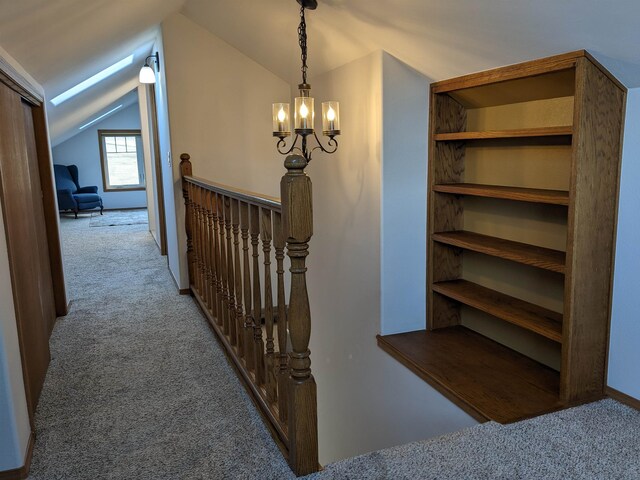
[100,205,104,215]
[74,210,78,219]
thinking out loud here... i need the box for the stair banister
[179,152,319,476]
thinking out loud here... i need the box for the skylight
[79,105,123,130]
[50,55,134,106]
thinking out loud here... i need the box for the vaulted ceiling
[1,0,639,143]
[0,0,186,143]
[183,0,640,87]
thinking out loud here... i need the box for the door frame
[146,84,167,256]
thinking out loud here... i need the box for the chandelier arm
[310,131,339,155]
[276,135,302,156]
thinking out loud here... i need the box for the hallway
[24,215,640,479]
[29,215,294,479]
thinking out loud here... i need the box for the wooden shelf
[423,52,624,412]
[433,126,573,141]
[377,327,562,423]
[432,280,563,342]
[432,231,566,273]
[432,183,569,206]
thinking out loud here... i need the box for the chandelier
[272,0,341,163]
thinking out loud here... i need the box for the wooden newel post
[180,153,194,287]
[281,154,318,476]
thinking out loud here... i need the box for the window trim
[98,129,145,192]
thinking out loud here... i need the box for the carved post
[232,199,244,356]
[201,188,210,308]
[241,203,255,370]
[180,154,193,289]
[195,186,204,296]
[281,154,318,475]
[261,208,277,403]
[273,211,288,423]
[212,193,223,326]
[218,193,229,334]
[207,192,220,321]
[205,190,215,312]
[251,205,265,385]
[225,197,237,345]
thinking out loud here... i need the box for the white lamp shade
[139,65,156,84]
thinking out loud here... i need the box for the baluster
[281,154,318,475]
[225,196,237,345]
[180,155,194,288]
[193,185,203,296]
[201,188,210,308]
[218,193,230,335]
[203,189,212,311]
[189,182,197,291]
[232,199,244,356]
[273,211,288,422]
[212,193,223,326]
[207,190,217,318]
[241,202,254,370]
[199,187,208,299]
[262,209,277,403]
[251,205,265,384]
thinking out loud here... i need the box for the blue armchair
[54,164,103,218]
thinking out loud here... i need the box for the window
[98,130,145,191]
[50,55,134,106]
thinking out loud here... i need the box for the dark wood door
[0,82,55,420]
[23,101,56,333]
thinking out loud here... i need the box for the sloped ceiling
[181,0,640,88]
[0,0,186,142]
[1,0,639,143]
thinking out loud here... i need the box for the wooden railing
[180,153,318,476]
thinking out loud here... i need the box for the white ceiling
[0,0,186,142]
[1,0,640,143]
[181,0,640,87]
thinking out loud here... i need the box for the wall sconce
[139,52,160,84]
[272,0,340,163]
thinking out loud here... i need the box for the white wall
[0,203,31,471]
[160,13,291,289]
[381,53,430,335]
[0,46,35,473]
[156,16,476,460]
[52,103,147,210]
[608,87,640,399]
[308,52,476,464]
[151,31,181,288]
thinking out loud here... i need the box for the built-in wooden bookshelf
[378,50,627,423]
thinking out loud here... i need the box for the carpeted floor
[30,215,640,479]
[307,399,640,480]
[29,216,295,479]
[89,209,149,227]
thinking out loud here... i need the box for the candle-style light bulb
[272,103,290,137]
[322,102,339,135]
[294,96,314,132]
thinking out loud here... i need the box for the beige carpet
[89,208,148,227]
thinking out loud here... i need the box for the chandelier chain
[298,5,308,84]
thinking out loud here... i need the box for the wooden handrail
[184,174,281,212]
[179,153,318,476]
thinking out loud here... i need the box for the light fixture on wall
[139,52,160,84]
[272,0,340,163]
